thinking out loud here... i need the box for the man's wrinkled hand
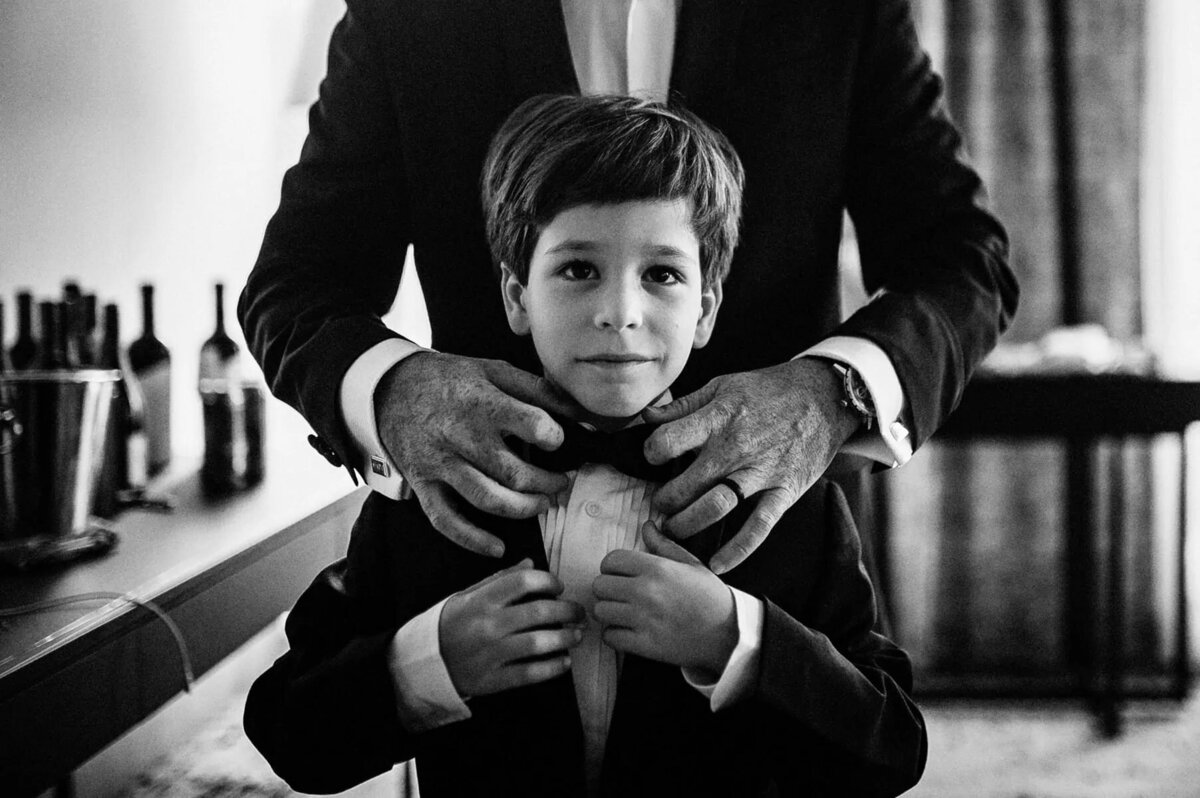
[375,352,577,557]
[642,358,860,574]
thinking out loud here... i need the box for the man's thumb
[641,521,698,564]
[642,382,713,424]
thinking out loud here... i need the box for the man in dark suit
[239,0,1017,571]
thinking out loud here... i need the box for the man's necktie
[523,421,683,483]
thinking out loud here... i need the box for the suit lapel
[500,0,580,100]
[670,0,749,114]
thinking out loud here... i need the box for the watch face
[843,366,875,418]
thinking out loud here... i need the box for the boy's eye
[643,266,682,285]
[559,260,597,280]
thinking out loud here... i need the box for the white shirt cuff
[682,586,763,710]
[387,596,472,732]
[799,336,913,468]
[339,337,428,499]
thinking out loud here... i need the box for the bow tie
[523,421,683,483]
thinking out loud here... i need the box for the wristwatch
[829,362,876,431]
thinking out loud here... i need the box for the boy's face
[501,199,721,422]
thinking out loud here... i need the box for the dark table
[0,443,367,797]
[876,371,1200,736]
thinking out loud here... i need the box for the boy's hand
[439,558,585,699]
[642,358,859,574]
[592,522,737,675]
[375,352,578,558]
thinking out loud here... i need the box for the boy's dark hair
[481,94,745,286]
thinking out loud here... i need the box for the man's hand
[592,522,737,674]
[642,358,860,574]
[375,352,578,557]
[439,559,585,698]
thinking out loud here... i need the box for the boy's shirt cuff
[339,337,428,499]
[681,586,763,710]
[387,596,472,731]
[799,336,913,468]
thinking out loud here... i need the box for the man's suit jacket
[238,0,1017,472]
[243,479,927,797]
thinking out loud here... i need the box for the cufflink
[307,434,344,468]
[370,455,391,478]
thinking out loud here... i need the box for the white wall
[0,0,351,459]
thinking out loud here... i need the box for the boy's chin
[572,393,667,431]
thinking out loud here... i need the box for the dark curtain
[882,0,1158,680]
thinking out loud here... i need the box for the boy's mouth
[577,353,655,365]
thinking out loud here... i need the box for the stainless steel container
[0,369,119,541]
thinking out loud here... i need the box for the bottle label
[138,362,171,472]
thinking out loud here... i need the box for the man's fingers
[444,462,552,520]
[709,488,794,575]
[473,445,569,496]
[652,445,745,527]
[418,483,506,558]
[640,520,700,565]
[659,469,753,539]
[487,363,581,420]
[642,392,722,466]
[641,380,717,425]
[488,395,567,453]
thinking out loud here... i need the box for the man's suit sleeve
[838,0,1019,446]
[749,483,927,797]
[238,1,411,470]
[243,505,417,794]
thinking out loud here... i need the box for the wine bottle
[96,304,148,505]
[9,291,38,370]
[199,283,245,494]
[0,299,11,375]
[81,293,99,366]
[129,284,171,475]
[0,299,17,534]
[37,301,65,370]
[199,282,241,389]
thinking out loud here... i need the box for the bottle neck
[17,294,33,338]
[213,284,225,335]
[101,305,121,367]
[40,303,63,368]
[142,285,156,337]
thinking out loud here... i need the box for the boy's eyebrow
[544,241,695,260]
[543,240,600,255]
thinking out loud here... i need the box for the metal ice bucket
[0,369,119,542]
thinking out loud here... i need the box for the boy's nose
[594,279,643,330]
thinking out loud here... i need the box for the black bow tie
[522,421,684,483]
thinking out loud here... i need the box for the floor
[115,659,1200,797]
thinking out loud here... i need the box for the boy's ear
[499,264,531,336]
[692,280,723,349]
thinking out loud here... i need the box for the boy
[245,95,926,797]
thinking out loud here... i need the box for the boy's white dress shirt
[386,460,763,792]
[338,0,913,498]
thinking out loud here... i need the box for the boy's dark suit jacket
[239,0,1017,473]
[244,479,927,797]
